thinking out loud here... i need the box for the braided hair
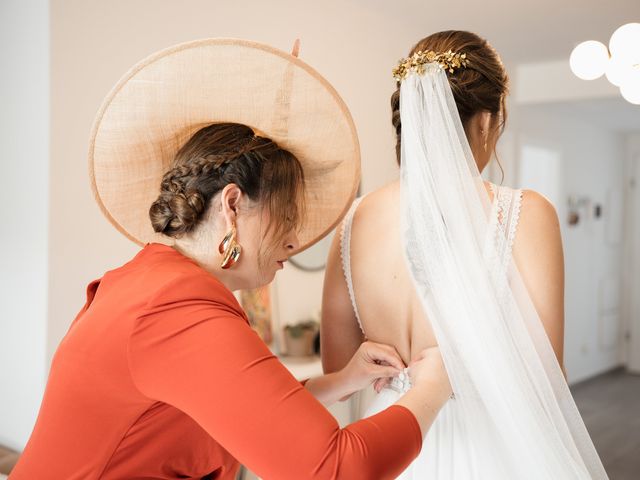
[149,123,304,241]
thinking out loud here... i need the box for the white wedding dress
[334,63,608,479]
[340,183,523,479]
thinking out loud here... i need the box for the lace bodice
[488,182,524,272]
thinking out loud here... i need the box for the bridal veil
[399,60,608,479]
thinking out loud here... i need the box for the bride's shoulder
[515,189,562,249]
[350,180,399,225]
[492,182,558,223]
[519,189,559,225]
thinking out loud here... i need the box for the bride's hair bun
[391,30,509,165]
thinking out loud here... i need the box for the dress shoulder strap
[489,183,524,270]
[339,197,366,336]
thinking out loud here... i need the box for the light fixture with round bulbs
[570,22,640,105]
[609,23,640,65]
[605,56,635,87]
[569,40,609,80]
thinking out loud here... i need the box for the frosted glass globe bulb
[569,41,609,80]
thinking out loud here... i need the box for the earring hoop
[219,223,242,269]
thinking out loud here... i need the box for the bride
[321,30,609,479]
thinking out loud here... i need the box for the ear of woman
[218,183,242,228]
[467,110,494,172]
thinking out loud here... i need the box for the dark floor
[571,368,640,480]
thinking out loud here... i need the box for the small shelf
[278,355,323,380]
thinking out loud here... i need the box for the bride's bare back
[349,181,432,363]
[321,178,566,374]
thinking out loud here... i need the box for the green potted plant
[283,320,319,357]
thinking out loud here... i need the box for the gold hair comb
[392,50,468,81]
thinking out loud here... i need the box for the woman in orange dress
[10,40,453,479]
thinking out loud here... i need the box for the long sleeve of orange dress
[10,243,422,480]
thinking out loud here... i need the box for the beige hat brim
[89,38,360,253]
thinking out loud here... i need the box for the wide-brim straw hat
[89,38,360,253]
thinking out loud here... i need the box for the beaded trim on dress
[339,197,366,336]
[488,182,524,271]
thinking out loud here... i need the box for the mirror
[289,231,335,272]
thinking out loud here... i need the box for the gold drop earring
[218,222,242,269]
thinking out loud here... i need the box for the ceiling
[357,0,640,65]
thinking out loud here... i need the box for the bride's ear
[467,111,492,151]
[478,111,492,145]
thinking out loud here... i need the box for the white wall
[514,59,620,105]
[0,0,50,451]
[515,105,627,383]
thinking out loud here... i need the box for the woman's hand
[305,341,404,406]
[340,341,406,395]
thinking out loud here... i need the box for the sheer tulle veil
[398,63,609,479]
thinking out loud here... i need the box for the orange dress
[10,243,422,479]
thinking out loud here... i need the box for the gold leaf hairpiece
[392,50,468,81]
